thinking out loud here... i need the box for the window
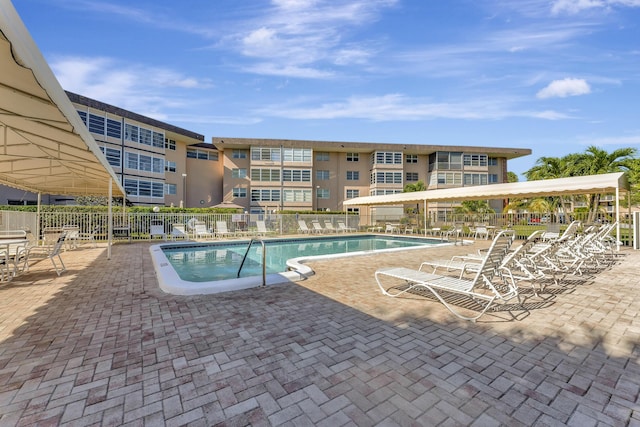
[283,148,312,162]
[489,174,499,184]
[317,188,330,199]
[463,154,488,167]
[282,169,311,182]
[437,172,462,185]
[125,152,164,173]
[347,207,359,215]
[488,157,498,166]
[406,154,418,163]
[346,189,360,199]
[370,189,402,196]
[77,110,87,126]
[152,131,164,148]
[251,147,281,161]
[139,154,152,172]
[373,152,402,165]
[233,187,247,198]
[106,118,121,138]
[346,153,359,162]
[283,189,312,202]
[232,149,247,159]
[99,146,121,168]
[88,113,105,135]
[464,173,488,185]
[316,152,329,161]
[165,183,177,195]
[123,178,163,198]
[251,168,280,181]
[432,151,462,171]
[316,170,329,180]
[153,158,164,173]
[187,148,219,161]
[232,168,247,178]
[124,124,139,143]
[165,138,176,150]
[406,172,419,182]
[165,161,176,173]
[346,171,359,181]
[251,189,280,201]
[139,128,152,146]
[370,171,402,184]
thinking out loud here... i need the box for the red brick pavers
[0,241,638,426]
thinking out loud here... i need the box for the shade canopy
[211,201,245,210]
[344,172,629,207]
[0,2,124,197]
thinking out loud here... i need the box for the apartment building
[0,92,531,213]
[66,92,222,208]
[213,137,531,217]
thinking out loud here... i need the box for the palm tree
[572,146,636,222]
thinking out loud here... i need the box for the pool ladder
[237,237,266,287]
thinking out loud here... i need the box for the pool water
[161,235,439,282]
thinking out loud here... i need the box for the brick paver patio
[0,239,638,426]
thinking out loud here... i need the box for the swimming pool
[150,234,449,295]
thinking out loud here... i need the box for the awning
[344,172,629,206]
[0,3,125,197]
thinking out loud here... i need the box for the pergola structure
[0,2,126,257]
[344,172,630,248]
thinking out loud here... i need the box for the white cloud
[255,94,572,121]
[536,78,591,99]
[50,56,213,114]
[578,134,640,145]
[551,0,640,14]
[229,0,397,78]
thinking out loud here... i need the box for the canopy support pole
[423,200,427,236]
[615,185,620,251]
[108,179,113,259]
[36,192,41,244]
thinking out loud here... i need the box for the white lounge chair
[472,226,490,240]
[337,221,356,232]
[323,221,338,233]
[375,230,519,321]
[311,221,325,234]
[256,220,275,236]
[297,220,311,234]
[170,224,189,240]
[193,222,215,239]
[77,226,100,248]
[215,221,234,238]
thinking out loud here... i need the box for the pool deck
[0,237,638,426]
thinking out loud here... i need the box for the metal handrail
[237,237,266,287]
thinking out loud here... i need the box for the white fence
[0,210,632,245]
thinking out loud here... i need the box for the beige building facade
[213,137,531,217]
[0,92,531,213]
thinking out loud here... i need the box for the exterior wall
[212,137,531,217]
[65,92,215,208]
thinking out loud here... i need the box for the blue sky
[13,0,640,178]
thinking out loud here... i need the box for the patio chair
[170,224,189,240]
[47,231,68,276]
[374,230,519,321]
[77,226,100,248]
[311,221,326,234]
[472,225,490,240]
[215,221,234,238]
[193,221,215,239]
[255,220,275,237]
[337,221,356,232]
[297,220,311,234]
[323,221,338,233]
